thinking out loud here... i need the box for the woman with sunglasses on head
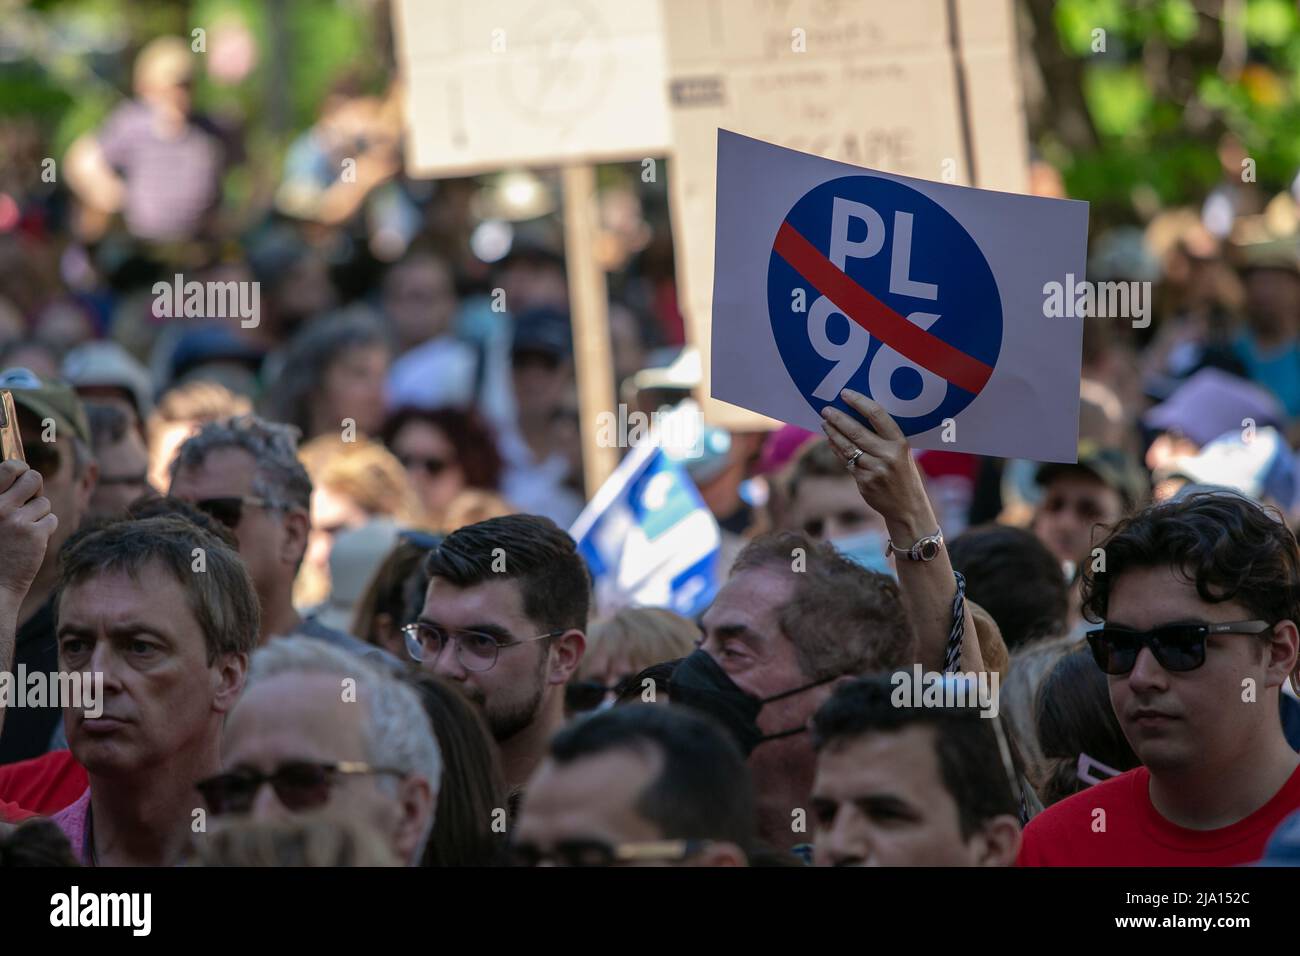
[564,608,699,717]
[1020,491,1300,866]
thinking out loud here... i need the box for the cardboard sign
[712,130,1089,462]
[394,0,671,176]
[663,0,1030,430]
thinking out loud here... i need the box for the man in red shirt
[1020,492,1300,865]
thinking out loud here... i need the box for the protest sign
[712,129,1089,462]
[393,0,670,177]
[393,0,673,489]
[662,0,1029,430]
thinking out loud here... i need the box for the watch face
[919,539,940,561]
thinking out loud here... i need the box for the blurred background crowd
[3,0,1300,865]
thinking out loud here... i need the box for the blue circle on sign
[767,175,1001,436]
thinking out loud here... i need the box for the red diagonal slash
[773,221,995,395]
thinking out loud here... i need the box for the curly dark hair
[1081,492,1300,627]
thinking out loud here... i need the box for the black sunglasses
[565,676,638,712]
[397,454,452,477]
[196,760,404,815]
[192,496,273,529]
[1085,620,1272,675]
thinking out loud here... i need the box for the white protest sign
[393,0,670,176]
[711,129,1089,463]
[663,0,1029,431]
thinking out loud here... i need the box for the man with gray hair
[50,515,259,865]
[199,636,439,866]
[168,414,391,664]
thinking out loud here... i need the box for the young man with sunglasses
[413,514,587,803]
[48,516,257,865]
[1019,492,1300,865]
[169,415,391,665]
[201,636,439,867]
[513,704,753,867]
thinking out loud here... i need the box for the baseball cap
[1035,440,1149,510]
[169,325,265,382]
[63,341,155,420]
[0,367,91,445]
[511,307,571,359]
[1143,368,1284,448]
[1164,426,1296,508]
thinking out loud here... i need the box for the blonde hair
[580,607,699,681]
[133,36,194,92]
[299,435,425,525]
[440,488,515,532]
[148,380,252,445]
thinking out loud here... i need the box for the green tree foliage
[1035,0,1300,221]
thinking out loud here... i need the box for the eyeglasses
[195,760,405,815]
[509,838,706,867]
[1085,620,1273,675]
[401,621,563,672]
[192,496,275,529]
[397,454,452,477]
[565,676,638,712]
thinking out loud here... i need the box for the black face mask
[668,649,833,756]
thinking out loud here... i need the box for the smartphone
[0,390,26,463]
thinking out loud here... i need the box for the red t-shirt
[1019,764,1300,866]
[0,749,88,816]
[0,798,34,823]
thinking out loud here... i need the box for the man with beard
[412,514,587,810]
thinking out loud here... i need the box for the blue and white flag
[570,408,721,619]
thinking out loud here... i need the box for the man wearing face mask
[671,533,911,856]
[673,390,998,856]
[780,439,894,575]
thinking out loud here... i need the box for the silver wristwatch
[887,528,944,561]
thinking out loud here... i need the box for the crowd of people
[4,33,1300,869]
